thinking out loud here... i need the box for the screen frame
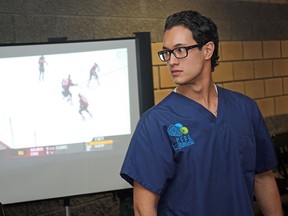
[0,32,154,204]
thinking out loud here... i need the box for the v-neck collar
[172,84,222,122]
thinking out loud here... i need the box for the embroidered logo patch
[167,123,195,150]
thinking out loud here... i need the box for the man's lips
[171,69,182,76]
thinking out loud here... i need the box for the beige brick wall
[151,40,288,117]
[281,40,288,57]
[262,0,288,3]
[249,0,288,3]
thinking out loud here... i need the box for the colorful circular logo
[180,127,189,134]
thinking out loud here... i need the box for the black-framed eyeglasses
[158,44,201,62]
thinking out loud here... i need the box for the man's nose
[168,53,179,65]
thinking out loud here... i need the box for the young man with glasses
[121,10,282,215]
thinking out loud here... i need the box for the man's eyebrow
[162,43,186,50]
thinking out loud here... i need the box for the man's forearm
[254,170,283,216]
[133,181,159,216]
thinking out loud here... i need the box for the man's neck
[175,81,218,115]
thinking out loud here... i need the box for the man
[38,55,48,81]
[120,10,283,215]
[61,74,77,103]
[78,93,92,120]
[87,62,100,87]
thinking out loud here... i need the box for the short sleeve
[251,102,278,174]
[120,111,176,196]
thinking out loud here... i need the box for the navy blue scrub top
[121,86,277,216]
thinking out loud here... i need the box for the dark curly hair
[164,10,219,72]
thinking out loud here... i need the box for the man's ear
[204,41,215,60]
